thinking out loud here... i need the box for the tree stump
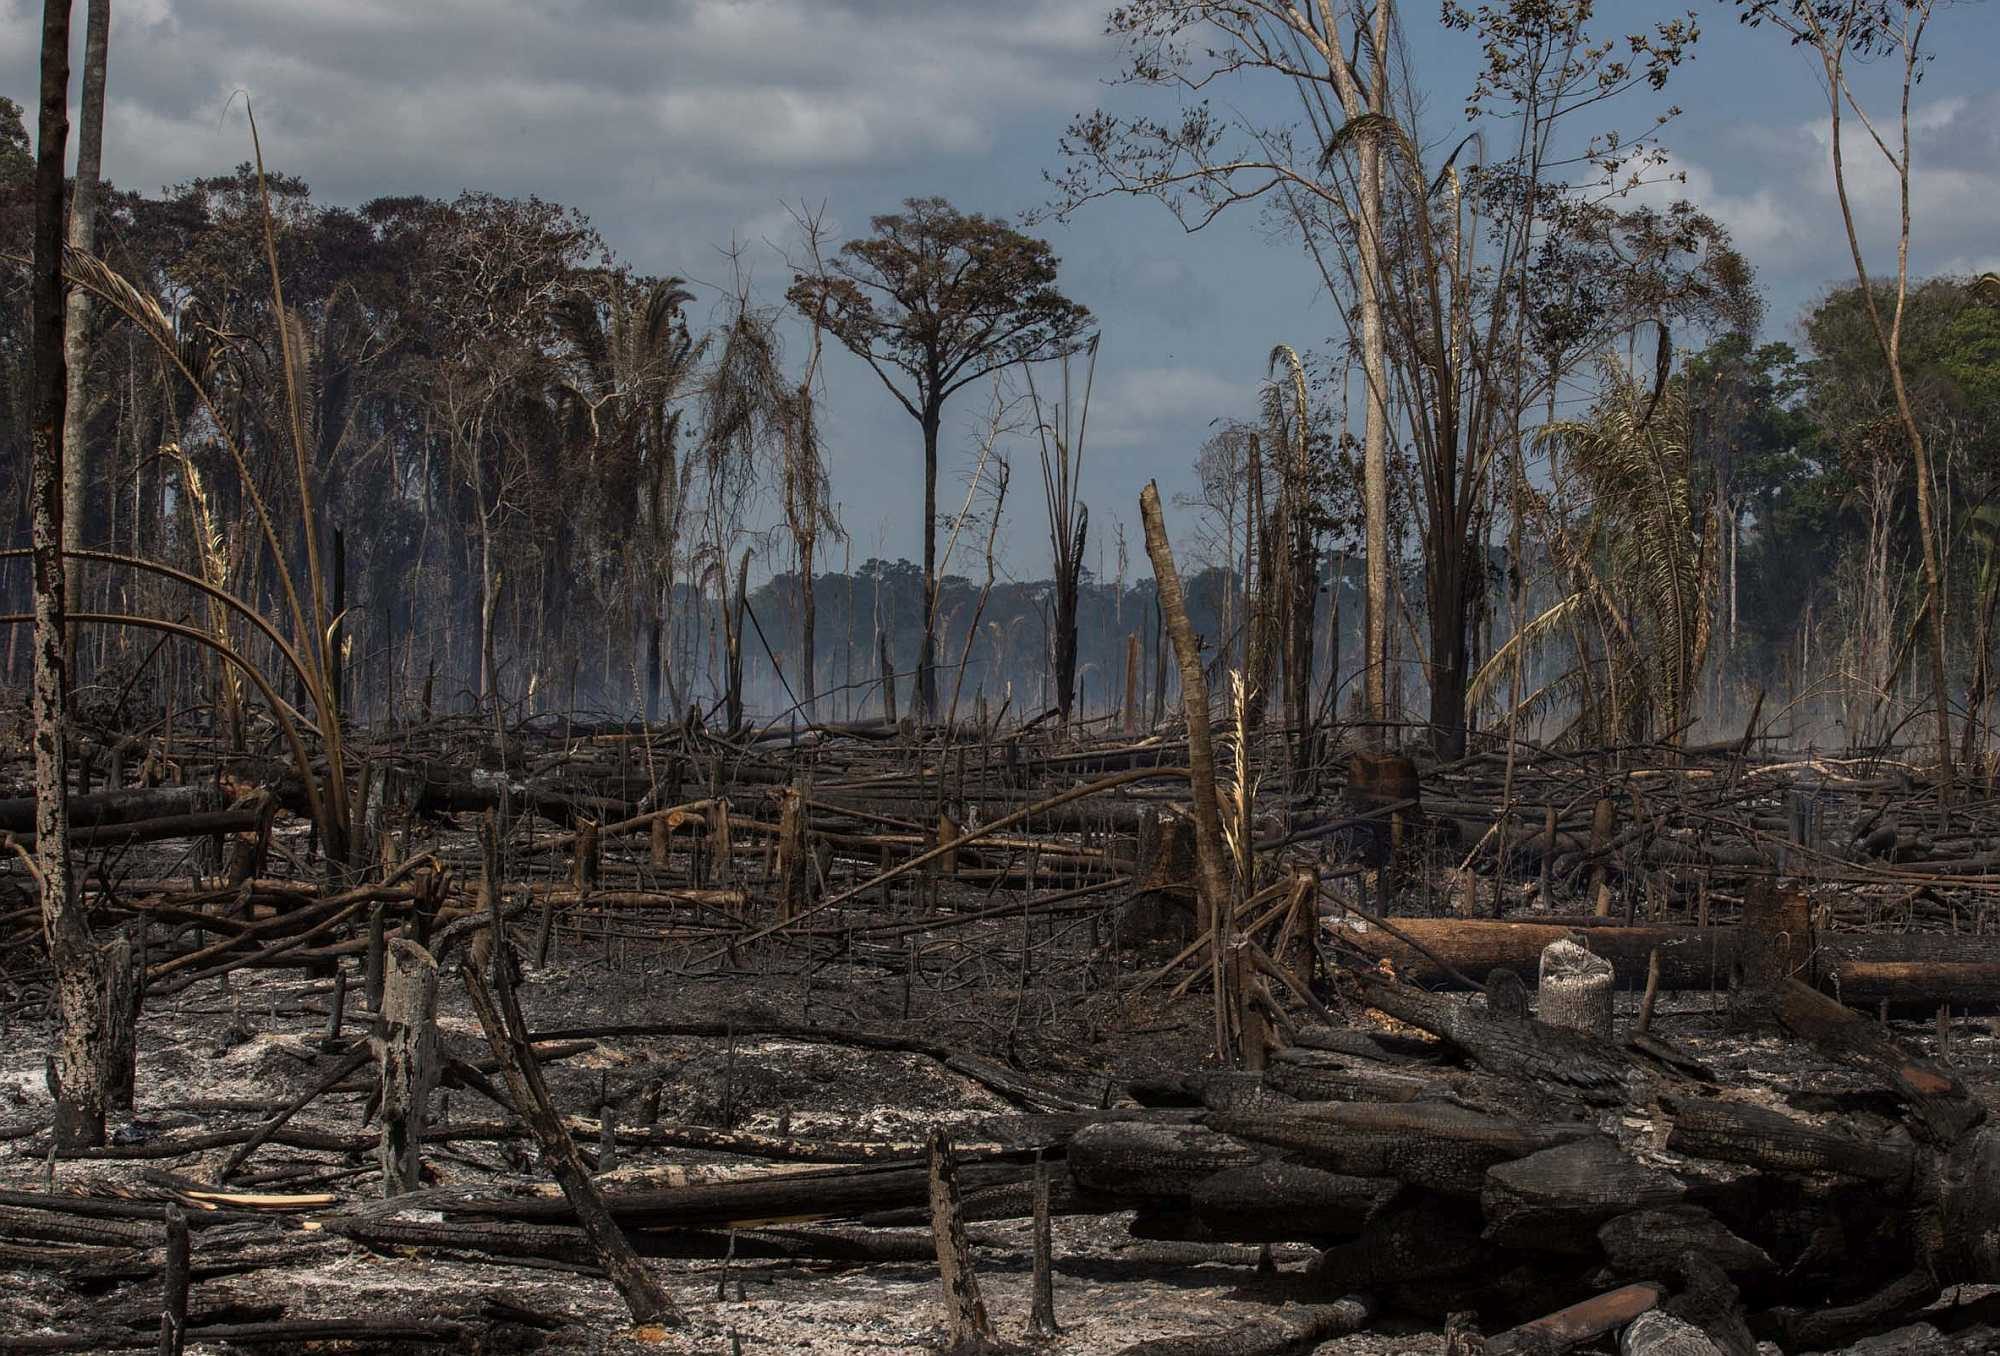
[1346,751,1422,866]
[572,818,600,891]
[927,1128,995,1354]
[100,930,140,1119]
[1117,810,1197,947]
[1539,939,1614,1042]
[936,811,961,879]
[376,939,439,1196]
[1621,1311,1721,1356]
[776,786,812,922]
[707,799,734,887]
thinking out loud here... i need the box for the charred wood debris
[3,704,2000,1354]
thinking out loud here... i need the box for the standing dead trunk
[1356,5,1391,744]
[926,1128,995,1354]
[101,931,138,1118]
[1123,631,1140,734]
[376,939,439,1196]
[722,549,750,734]
[879,628,899,725]
[1428,531,1472,759]
[798,555,817,722]
[478,536,502,709]
[60,0,109,655]
[34,0,110,1151]
[919,399,942,721]
[645,617,663,722]
[1140,482,1237,1064]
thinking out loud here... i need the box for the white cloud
[4,0,1117,259]
[1658,91,2000,301]
[1087,366,1250,449]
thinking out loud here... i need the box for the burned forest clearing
[9,722,2000,1354]
[8,0,2000,1353]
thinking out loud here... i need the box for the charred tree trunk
[1428,527,1472,760]
[1140,481,1236,1063]
[33,0,109,1150]
[59,0,108,657]
[798,546,817,722]
[919,398,941,721]
[723,549,749,735]
[1053,507,1085,727]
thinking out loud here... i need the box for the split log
[1741,977,1983,1145]
[1257,1051,1434,1104]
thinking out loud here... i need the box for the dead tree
[32,0,113,1150]
[59,0,108,642]
[1140,480,1237,1063]
[1031,335,1096,728]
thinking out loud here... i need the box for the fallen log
[0,785,217,833]
[1597,1206,1773,1277]
[1662,1095,1914,1185]
[1341,918,2000,1009]
[1480,1137,1683,1252]
[1212,1102,1594,1197]
[1067,1122,1264,1199]
[1188,1161,1396,1241]
[1486,1282,1666,1356]
[1344,971,1633,1102]
[1111,1296,1375,1356]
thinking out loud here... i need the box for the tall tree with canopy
[787,197,1091,719]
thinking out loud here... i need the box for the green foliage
[786,197,1092,417]
[1523,360,1716,743]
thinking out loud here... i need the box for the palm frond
[1468,592,1585,712]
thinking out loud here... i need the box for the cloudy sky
[5,0,1997,580]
